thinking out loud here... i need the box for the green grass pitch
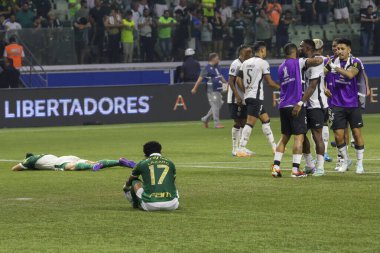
[0,115,379,253]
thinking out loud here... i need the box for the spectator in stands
[138,0,149,16]
[256,9,272,55]
[69,0,81,20]
[155,0,169,17]
[174,0,187,13]
[181,48,200,83]
[173,9,190,61]
[202,0,216,18]
[104,6,122,63]
[0,1,12,18]
[46,12,62,28]
[138,8,155,62]
[229,10,246,55]
[211,11,224,59]
[87,0,95,9]
[89,0,106,62]
[219,0,233,24]
[3,36,24,69]
[275,10,293,57]
[0,15,6,31]
[200,16,212,60]
[232,0,243,9]
[360,0,377,13]
[5,14,22,31]
[121,10,134,63]
[32,16,43,29]
[74,17,90,64]
[374,2,380,55]
[361,5,378,56]
[242,0,257,43]
[0,58,21,88]
[189,8,202,55]
[114,0,128,13]
[333,0,350,24]
[279,0,293,12]
[158,9,176,61]
[267,0,282,27]
[297,0,314,25]
[75,0,89,20]
[34,0,51,18]
[15,2,35,28]
[313,0,330,25]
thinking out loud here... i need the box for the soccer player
[227,44,254,156]
[298,39,329,176]
[11,153,135,171]
[313,38,333,163]
[272,43,323,178]
[235,41,279,157]
[325,38,366,174]
[191,52,227,129]
[123,141,179,211]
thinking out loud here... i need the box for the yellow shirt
[121,19,135,43]
[202,0,216,17]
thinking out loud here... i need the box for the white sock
[356,147,364,167]
[322,126,329,154]
[338,145,349,161]
[232,127,240,152]
[303,153,315,168]
[274,152,283,169]
[239,124,253,149]
[292,154,302,172]
[262,122,276,150]
[316,154,324,170]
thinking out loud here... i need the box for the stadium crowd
[0,0,379,65]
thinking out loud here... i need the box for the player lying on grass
[123,141,179,211]
[11,153,135,171]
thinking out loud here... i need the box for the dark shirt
[182,56,200,82]
[89,6,106,28]
[361,12,377,32]
[229,18,246,43]
[211,17,224,40]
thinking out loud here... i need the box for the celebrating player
[272,43,323,178]
[235,41,279,157]
[123,141,179,211]
[11,153,135,171]
[298,39,328,176]
[324,38,366,174]
[227,45,254,156]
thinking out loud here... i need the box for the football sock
[303,153,315,168]
[292,154,302,173]
[74,163,94,170]
[355,145,364,167]
[322,126,329,153]
[337,144,349,161]
[239,124,253,149]
[262,122,276,150]
[98,160,120,168]
[273,152,283,169]
[232,126,241,152]
[316,154,324,169]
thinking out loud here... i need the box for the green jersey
[21,154,46,169]
[132,154,177,203]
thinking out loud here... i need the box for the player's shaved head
[143,141,162,157]
[284,43,297,57]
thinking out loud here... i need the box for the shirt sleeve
[309,64,323,80]
[299,58,307,69]
[131,162,142,177]
[262,60,270,75]
[228,61,239,76]
[200,67,208,78]
[352,59,363,71]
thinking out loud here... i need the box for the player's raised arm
[305,57,323,68]
[330,64,359,80]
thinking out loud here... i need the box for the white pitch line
[179,165,380,174]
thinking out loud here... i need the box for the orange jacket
[4,43,24,69]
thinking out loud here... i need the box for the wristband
[324,64,331,71]
[297,101,304,106]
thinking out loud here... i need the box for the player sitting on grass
[123,141,179,211]
[11,153,135,171]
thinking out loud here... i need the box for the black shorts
[228,104,248,119]
[245,98,266,118]
[307,109,325,129]
[280,107,307,135]
[331,106,364,130]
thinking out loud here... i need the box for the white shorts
[55,156,85,167]
[334,7,349,20]
[136,188,179,211]
[35,155,59,170]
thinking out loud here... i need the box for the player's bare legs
[237,115,258,157]
[259,113,277,154]
[311,128,326,176]
[352,127,365,174]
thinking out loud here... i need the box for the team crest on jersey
[231,68,235,73]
